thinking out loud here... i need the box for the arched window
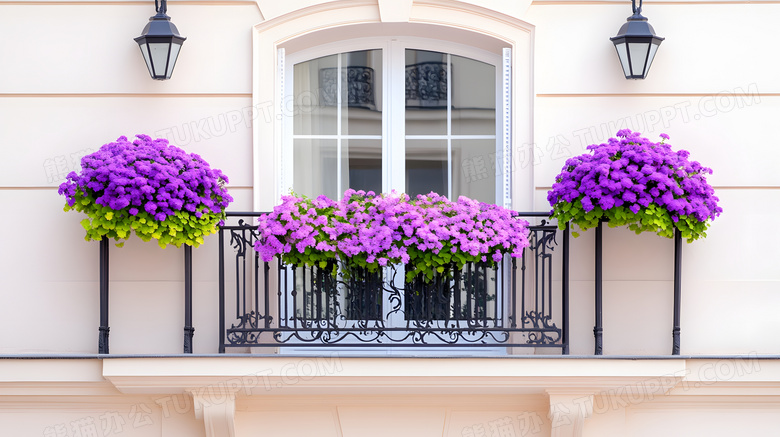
[281,37,510,205]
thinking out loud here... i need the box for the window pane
[406,139,447,198]
[405,50,447,135]
[452,139,496,203]
[341,50,382,136]
[450,55,496,135]
[294,55,338,135]
[344,139,382,195]
[293,139,338,199]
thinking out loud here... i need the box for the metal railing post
[98,237,110,354]
[184,244,194,353]
[218,228,226,353]
[672,228,682,355]
[594,221,603,355]
[562,223,570,355]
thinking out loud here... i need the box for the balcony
[88,209,694,356]
[218,212,570,353]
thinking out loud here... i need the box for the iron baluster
[218,227,225,353]
[520,239,526,329]
[673,228,682,355]
[183,244,194,353]
[594,221,604,355]
[512,257,518,329]
[98,237,110,354]
[562,223,570,355]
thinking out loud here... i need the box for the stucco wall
[0,0,777,357]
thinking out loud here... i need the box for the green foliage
[550,202,708,242]
[403,243,482,283]
[65,188,223,248]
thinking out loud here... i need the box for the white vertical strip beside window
[336,54,343,196]
[446,53,452,199]
[277,48,286,198]
[502,48,512,209]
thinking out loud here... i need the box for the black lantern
[610,0,664,79]
[134,0,186,80]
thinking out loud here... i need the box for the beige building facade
[1,0,779,436]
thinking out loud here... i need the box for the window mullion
[388,40,406,194]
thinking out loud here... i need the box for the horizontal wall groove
[531,1,780,5]
[0,186,253,190]
[537,93,780,98]
[536,186,780,190]
[0,1,256,5]
[0,93,252,98]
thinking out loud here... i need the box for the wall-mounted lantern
[134,0,186,80]
[610,0,664,79]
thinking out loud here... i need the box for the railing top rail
[514,212,553,217]
[223,211,552,218]
[225,211,269,217]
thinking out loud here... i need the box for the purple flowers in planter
[58,135,233,247]
[547,130,722,241]
[255,190,531,280]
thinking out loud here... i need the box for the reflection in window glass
[450,55,495,135]
[294,50,382,136]
[341,50,382,136]
[405,50,447,136]
[344,139,382,195]
[405,140,447,198]
[294,55,338,136]
[293,47,499,204]
[293,139,338,200]
[452,139,496,203]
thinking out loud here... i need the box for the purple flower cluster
[547,130,721,238]
[58,135,232,221]
[255,190,530,272]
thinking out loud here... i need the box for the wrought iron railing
[218,212,569,352]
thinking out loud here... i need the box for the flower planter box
[547,130,721,355]
[59,135,233,353]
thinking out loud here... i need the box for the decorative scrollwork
[222,223,565,349]
[529,229,558,253]
[522,311,561,345]
[228,220,260,258]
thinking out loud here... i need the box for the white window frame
[280,36,509,206]
[278,37,512,354]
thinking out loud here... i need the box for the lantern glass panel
[149,42,171,77]
[139,43,153,75]
[166,43,182,79]
[614,42,630,77]
[628,42,650,78]
[643,43,660,78]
